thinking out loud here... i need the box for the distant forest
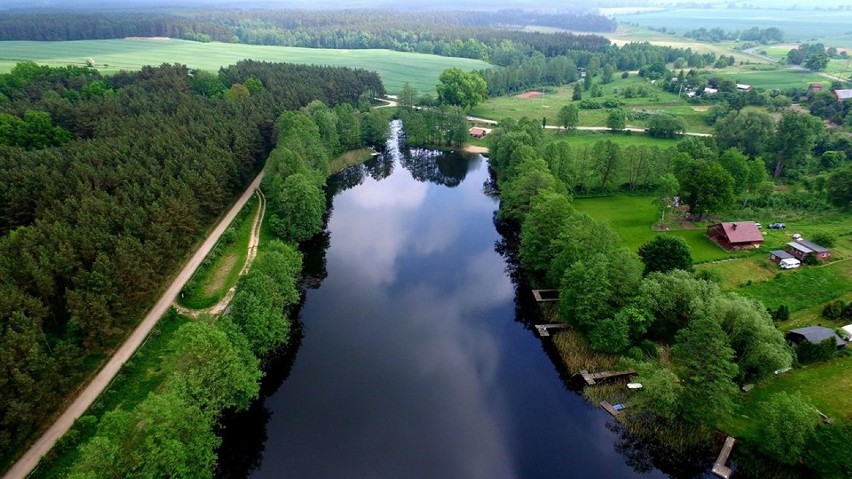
[0,60,382,461]
[0,9,616,60]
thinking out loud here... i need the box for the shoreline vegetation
[486,113,851,478]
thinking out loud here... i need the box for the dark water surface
[223,123,682,479]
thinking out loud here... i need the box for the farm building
[468,127,490,139]
[769,249,795,264]
[833,89,852,101]
[785,240,831,260]
[808,83,823,93]
[706,221,763,250]
[785,326,847,348]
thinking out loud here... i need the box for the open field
[603,25,768,65]
[738,261,852,313]
[572,195,741,263]
[0,39,490,94]
[470,76,714,134]
[178,196,258,310]
[616,8,852,47]
[715,65,830,90]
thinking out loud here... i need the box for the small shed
[786,326,847,348]
[786,240,831,260]
[769,250,794,264]
[833,89,852,101]
[469,127,489,139]
[809,83,823,92]
[707,221,763,250]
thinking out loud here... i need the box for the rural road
[3,171,265,479]
[467,115,713,137]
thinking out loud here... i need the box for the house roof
[718,222,762,243]
[736,83,751,90]
[834,89,852,100]
[469,127,488,135]
[787,241,813,254]
[770,250,794,260]
[788,326,847,347]
[796,239,829,253]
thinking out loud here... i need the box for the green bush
[822,300,846,320]
[796,337,837,364]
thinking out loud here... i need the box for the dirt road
[172,187,266,318]
[3,171,265,479]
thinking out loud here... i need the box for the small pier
[532,289,559,302]
[534,323,569,337]
[711,436,736,479]
[600,400,626,417]
[579,369,636,386]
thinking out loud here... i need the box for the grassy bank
[329,148,375,175]
[178,195,258,309]
[0,39,490,94]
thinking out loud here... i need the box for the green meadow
[471,76,714,134]
[572,194,738,263]
[0,39,491,94]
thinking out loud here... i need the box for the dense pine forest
[0,60,382,463]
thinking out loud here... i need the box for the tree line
[0,60,382,465]
[487,117,844,477]
[683,26,784,43]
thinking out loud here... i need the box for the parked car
[768,222,786,229]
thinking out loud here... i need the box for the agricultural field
[616,7,852,47]
[0,39,490,94]
[470,76,715,134]
[714,65,830,90]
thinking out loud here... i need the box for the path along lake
[217,121,706,478]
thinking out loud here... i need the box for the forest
[0,60,382,466]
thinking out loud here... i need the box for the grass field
[0,39,490,94]
[715,65,830,90]
[572,195,741,263]
[738,261,852,312]
[616,8,852,47]
[178,195,257,310]
[470,76,714,134]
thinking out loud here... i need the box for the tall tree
[436,67,487,110]
[638,235,693,275]
[558,103,579,130]
[770,110,824,179]
[606,108,626,132]
[678,161,735,218]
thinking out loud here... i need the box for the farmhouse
[706,221,763,250]
[833,89,852,101]
[785,239,831,260]
[468,127,490,139]
[786,326,847,348]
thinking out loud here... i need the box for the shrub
[795,337,837,364]
[822,300,846,321]
[810,232,835,248]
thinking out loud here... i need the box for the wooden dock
[534,323,569,337]
[600,400,626,417]
[711,436,736,479]
[532,289,559,302]
[579,369,636,386]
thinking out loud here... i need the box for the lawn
[0,39,490,94]
[30,311,190,479]
[178,194,258,309]
[572,195,740,263]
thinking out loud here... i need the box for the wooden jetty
[532,289,559,302]
[534,323,569,337]
[600,400,626,417]
[579,369,636,386]
[711,436,736,479]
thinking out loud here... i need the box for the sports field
[0,39,491,94]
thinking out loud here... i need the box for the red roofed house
[469,127,489,139]
[706,221,763,250]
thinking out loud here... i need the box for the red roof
[718,221,762,244]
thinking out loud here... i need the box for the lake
[216,121,705,478]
